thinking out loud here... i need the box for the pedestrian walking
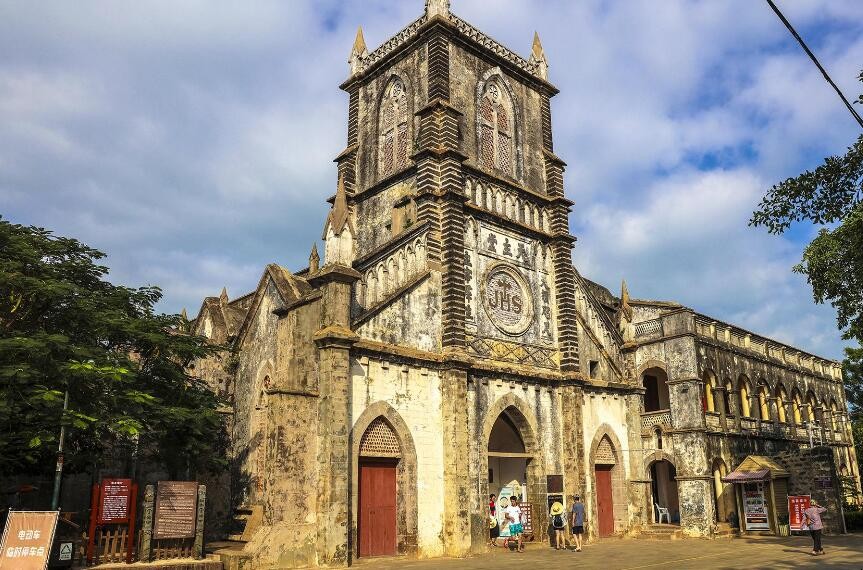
[550,501,566,550]
[570,495,586,552]
[803,501,827,556]
[505,496,525,553]
[488,494,499,547]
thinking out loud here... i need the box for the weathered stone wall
[232,279,284,506]
[775,447,846,533]
[354,48,427,196]
[448,44,547,192]
[354,178,417,259]
[355,273,441,352]
[349,355,445,558]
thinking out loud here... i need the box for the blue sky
[2,0,862,359]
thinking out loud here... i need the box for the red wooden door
[595,466,615,537]
[359,461,397,557]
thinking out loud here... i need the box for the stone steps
[636,524,684,540]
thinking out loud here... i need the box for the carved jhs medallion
[482,264,533,335]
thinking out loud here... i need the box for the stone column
[440,356,472,556]
[815,406,827,444]
[801,403,812,442]
[727,389,741,431]
[310,265,361,567]
[714,386,728,431]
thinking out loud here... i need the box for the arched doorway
[483,399,543,543]
[358,418,400,558]
[594,436,618,536]
[648,459,679,524]
[350,404,418,561]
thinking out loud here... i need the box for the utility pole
[51,388,69,511]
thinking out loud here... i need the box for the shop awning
[722,455,790,483]
[723,468,770,482]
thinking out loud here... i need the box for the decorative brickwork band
[427,35,450,101]
[541,94,553,152]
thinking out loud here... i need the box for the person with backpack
[550,501,567,550]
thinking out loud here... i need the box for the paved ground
[354,534,863,569]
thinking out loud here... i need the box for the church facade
[191,1,859,567]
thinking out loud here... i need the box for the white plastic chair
[655,503,670,524]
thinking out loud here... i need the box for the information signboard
[99,478,132,524]
[153,481,198,540]
[0,511,58,570]
[788,495,811,531]
[743,482,770,530]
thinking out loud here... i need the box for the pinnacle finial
[352,26,367,55]
[180,307,188,320]
[425,0,450,18]
[620,279,633,321]
[529,31,548,80]
[220,287,228,303]
[349,26,368,75]
[309,243,320,273]
[532,31,544,59]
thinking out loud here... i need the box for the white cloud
[1,0,860,359]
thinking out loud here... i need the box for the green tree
[751,70,863,481]
[0,218,227,478]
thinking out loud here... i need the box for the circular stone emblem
[482,263,534,336]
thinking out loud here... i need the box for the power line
[765,0,863,130]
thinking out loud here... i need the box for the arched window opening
[830,400,839,431]
[792,389,803,425]
[379,77,409,177]
[738,376,752,418]
[654,428,663,450]
[642,367,670,413]
[776,385,788,423]
[479,79,514,176]
[703,370,717,413]
[806,392,819,425]
[758,385,770,421]
[723,379,733,415]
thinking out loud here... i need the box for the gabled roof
[233,263,318,348]
[724,455,790,482]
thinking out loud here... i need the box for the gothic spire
[219,287,229,304]
[322,175,356,266]
[324,174,354,237]
[349,26,368,75]
[309,243,320,274]
[529,31,548,80]
[180,307,188,320]
[620,279,633,321]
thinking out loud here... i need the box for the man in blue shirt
[570,495,586,552]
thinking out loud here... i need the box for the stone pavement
[353,535,863,569]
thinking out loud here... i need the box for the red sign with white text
[99,478,132,524]
[789,495,811,531]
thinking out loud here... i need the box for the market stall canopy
[723,455,790,483]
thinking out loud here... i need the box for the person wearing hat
[549,501,567,550]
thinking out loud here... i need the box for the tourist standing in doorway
[505,496,525,553]
[550,501,566,550]
[803,501,827,556]
[488,494,499,547]
[570,495,586,552]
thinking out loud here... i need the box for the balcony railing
[705,413,722,430]
[641,409,672,431]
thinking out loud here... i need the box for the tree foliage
[750,70,863,344]
[0,218,228,477]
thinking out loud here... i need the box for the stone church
[190,1,860,567]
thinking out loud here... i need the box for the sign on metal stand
[788,495,811,532]
[0,511,59,570]
[85,478,138,564]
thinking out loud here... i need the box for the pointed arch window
[479,79,514,176]
[380,77,410,176]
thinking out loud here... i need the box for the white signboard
[743,482,770,530]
